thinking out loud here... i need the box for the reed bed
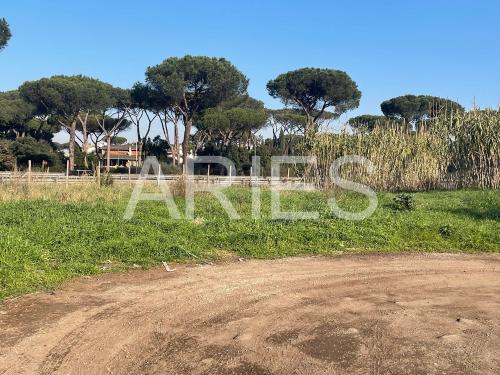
[309,109,499,191]
[448,109,500,188]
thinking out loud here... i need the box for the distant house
[99,144,141,168]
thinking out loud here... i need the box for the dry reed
[308,109,499,191]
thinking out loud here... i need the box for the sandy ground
[1,253,499,375]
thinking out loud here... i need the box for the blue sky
[1,0,499,142]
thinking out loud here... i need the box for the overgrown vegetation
[310,109,499,190]
[1,51,498,193]
[0,185,498,300]
[393,193,415,211]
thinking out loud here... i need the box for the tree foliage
[196,96,267,150]
[146,56,248,117]
[380,95,464,124]
[111,136,128,145]
[0,91,34,136]
[347,115,388,132]
[146,55,249,166]
[0,91,60,140]
[0,18,11,51]
[267,68,361,134]
[9,137,62,166]
[19,75,122,169]
[143,135,171,163]
[3,52,479,177]
[82,115,131,137]
[19,75,115,118]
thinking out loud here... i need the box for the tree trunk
[305,114,314,139]
[174,121,179,166]
[135,123,142,165]
[82,124,89,169]
[106,135,111,172]
[182,117,192,174]
[68,119,77,171]
[138,141,143,166]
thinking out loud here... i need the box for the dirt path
[1,253,499,374]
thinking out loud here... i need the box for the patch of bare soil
[1,253,499,374]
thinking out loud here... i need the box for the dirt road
[1,254,499,374]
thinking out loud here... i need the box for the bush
[161,163,182,175]
[439,225,453,238]
[99,173,113,187]
[393,193,415,211]
[170,175,186,197]
[9,137,63,168]
[0,140,15,170]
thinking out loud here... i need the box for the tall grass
[448,109,499,188]
[309,109,499,191]
[0,183,130,202]
[0,179,188,202]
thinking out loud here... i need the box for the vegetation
[393,193,416,211]
[111,136,128,145]
[8,137,62,166]
[146,56,249,167]
[267,68,361,136]
[347,115,388,132]
[448,109,500,188]
[19,75,125,171]
[1,51,496,190]
[0,185,498,300]
[311,109,499,190]
[0,16,497,309]
[195,96,268,155]
[0,140,16,170]
[0,18,11,51]
[380,95,464,126]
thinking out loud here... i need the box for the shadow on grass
[442,207,500,221]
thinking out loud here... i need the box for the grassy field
[0,184,499,300]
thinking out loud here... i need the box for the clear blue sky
[1,0,499,142]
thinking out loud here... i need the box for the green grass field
[0,185,499,300]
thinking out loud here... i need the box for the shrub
[0,140,15,170]
[161,163,182,175]
[9,137,63,168]
[393,193,415,211]
[100,173,113,187]
[170,175,186,197]
[439,225,453,238]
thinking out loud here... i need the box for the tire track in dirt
[1,253,499,374]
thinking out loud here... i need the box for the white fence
[0,172,302,186]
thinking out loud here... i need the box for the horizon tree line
[1,31,468,174]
